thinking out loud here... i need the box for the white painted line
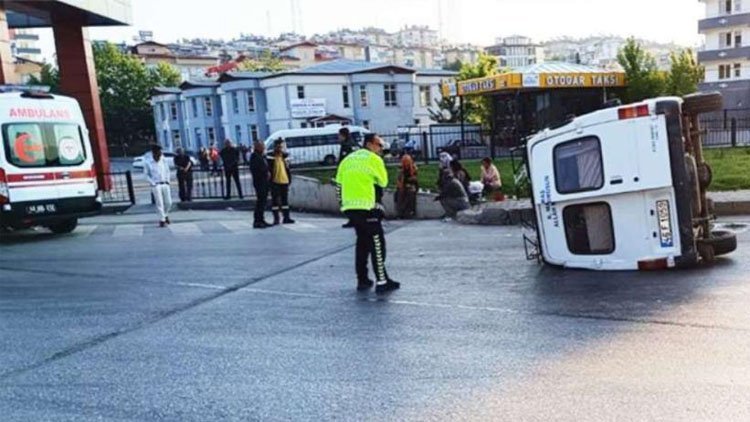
[112,224,143,237]
[168,222,202,236]
[74,225,97,238]
[282,222,321,233]
[219,220,254,233]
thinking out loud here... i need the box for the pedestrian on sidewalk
[209,143,220,176]
[174,147,193,202]
[220,139,243,200]
[269,139,295,225]
[143,144,172,227]
[335,133,400,294]
[250,140,271,229]
[199,147,210,171]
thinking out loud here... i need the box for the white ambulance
[0,87,101,234]
[524,93,736,271]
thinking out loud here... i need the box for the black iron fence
[698,109,750,147]
[190,167,256,200]
[98,171,135,205]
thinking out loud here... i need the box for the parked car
[132,151,198,170]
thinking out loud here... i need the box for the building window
[300,122,308,128]
[159,103,165,120]
[204,97,213,117]
[724,32,733,48]
[419,85,431,107]
[172,130,181,148]
[554,136,603,194]
[170,102,178,120]
[232,92,239,114]
[563,203,615,255]
[247,90,256,112]
[359,85,369,107]
[384,84,397,107]
[297,85,305,99]
[726,0,733,13]
[342,85,350,108]
[249,124,258,142]
[194,127,203,147]
[207,127,215,143]
[737,0,743,12]
[362,120,370,129]
[720,64,733,79]
[234,125,241,143]
[736,31,743,48]
[414,119,420,125]
[163,130,168,146]
[735,63,742,77]
[191,98,198,118]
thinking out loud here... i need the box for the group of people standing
[249,139,295,228]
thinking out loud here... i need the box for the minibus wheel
[323,155,336,166]
[704,230,738,256]
[682,92,723,115]
[48,218,78,234]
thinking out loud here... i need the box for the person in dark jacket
[174,147,193,202]
[338,126,357,163]
[249,140,271,228]
[220,139,243,200]
[268,139,294,225]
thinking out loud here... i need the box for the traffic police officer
[335,133,400,293]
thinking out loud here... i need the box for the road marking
[112,224,143,237]
[219,220,253,233]
[168,222,201,236]
[282,221,321,233]
[74,225,97,238]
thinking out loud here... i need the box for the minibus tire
[705,230,737,256]
[48,218,78,234]
[323,155,336,166]
[682,92,723,115]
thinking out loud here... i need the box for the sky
[38,0,705,59]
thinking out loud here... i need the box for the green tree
[238,50,285,72]
[27,63,60,93]
[93,42,181,156]
[428,95,460,123]
[457,53,499,127]
[617,37,666,102]
[666,48,704,97]
[442,60,462,71]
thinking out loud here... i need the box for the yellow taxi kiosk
[441,63,627,153]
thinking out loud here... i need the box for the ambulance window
[53,124,85,165]
[5,123,45,167]
[563,202,615,255]
[3,123,85,167]
[554,136,603,194]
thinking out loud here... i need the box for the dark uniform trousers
[344,209,388,284]
[270,183,291,222]
[224,166,243,199]
[254,182,269,223]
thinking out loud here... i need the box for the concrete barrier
[288,175,444,219]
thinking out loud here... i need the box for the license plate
[26,203,57,215]
[656,200,673,247]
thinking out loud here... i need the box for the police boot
[282,208,295,224]
[272,209,280,225]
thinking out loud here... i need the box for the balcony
[698,45,750,62]
[699,13,750,32]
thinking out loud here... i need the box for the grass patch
[295,147,750,194]
[295,158,518,194]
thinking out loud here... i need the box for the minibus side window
[562,202,615,255]
[553,136,603,194]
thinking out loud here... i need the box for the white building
[395,25,439,48]
[698,0,750,107]
[486,35,544,68]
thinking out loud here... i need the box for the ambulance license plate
[26,204,57,215]
[656,200,673,247]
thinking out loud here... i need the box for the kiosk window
[554,136,603,194]
[563,203,615,255]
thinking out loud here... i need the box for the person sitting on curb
[435,170,470,219]
[480,157,503,198]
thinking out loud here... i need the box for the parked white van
[265,125,372,166]
[0,88,101,233]
[524,93,736,271]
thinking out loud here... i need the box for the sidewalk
[709,190,750,215]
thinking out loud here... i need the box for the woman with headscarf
[396,154,419,219]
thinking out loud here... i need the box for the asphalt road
[1,210,750,421]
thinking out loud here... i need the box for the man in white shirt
[144,145,172,227]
